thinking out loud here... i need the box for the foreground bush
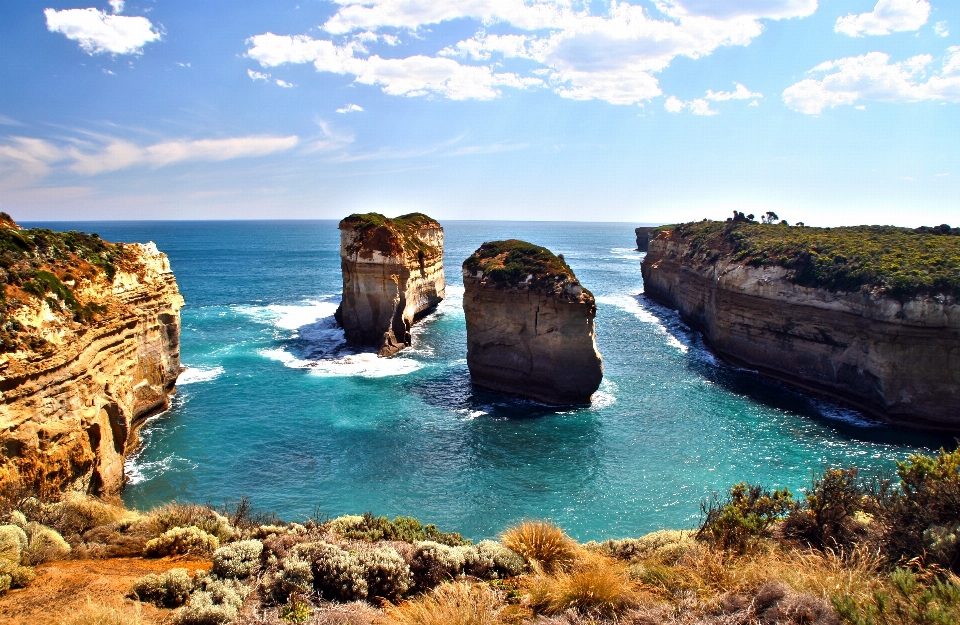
[131,568,195,608]
[697,483,794,552]
[526,551,639,617]
[144,526,220,558]
[501,521,576,571]
[386,581,503,625]
[331,512,469,546]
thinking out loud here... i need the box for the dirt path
[0,557,211,625]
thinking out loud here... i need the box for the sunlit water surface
[30,221,950,541]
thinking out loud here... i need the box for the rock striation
[641,223,960,430]
[0,218,183,496]
[462,240,603,405]
[335,213,445,357]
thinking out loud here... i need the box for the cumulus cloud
[336,104,365,113]
[782,48,960,114]
[664,83,762,114]
[275,79,295,88]
[248,69,271,81]
[108,0,124,14]
[45,7,161,55]
[247,0,817,105]
[835,0,930,37]
[935,21,949,37]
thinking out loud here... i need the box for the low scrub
[144,526,220,558]
[386,581,503,625]
[526,551,640,617]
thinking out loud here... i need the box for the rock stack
[462,240,603,404]
[335,213,445,357]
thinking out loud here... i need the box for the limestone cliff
[641,222,960,430]
[334,213,445,357]
[0,217,183,496]
[635,227,655,252]
[462,240,603,405]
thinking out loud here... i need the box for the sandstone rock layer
[335,213,445,357]
[0,233,183,497]
[462,240,603,405]
[641,229,960,430]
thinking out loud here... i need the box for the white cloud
[336,104,365,113]
[248,34,540,100]
[276,79,295,88]
[248,69,271,81]
[664,82,762,114]
[45,7,161,55]
[935,21,949,37]
[705,83,763,101]
[835,0,930,37]
[248,0,817,106]
[109,0,124,14]
[0,115,24,126]
[783,49,960,114]
[0,137,66,188]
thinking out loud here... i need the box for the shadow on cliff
[635,295,956,450]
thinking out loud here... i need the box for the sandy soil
[0,557,211,625]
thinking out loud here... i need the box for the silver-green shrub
[0,525,28,564]
[172,575,250,625]
[410,540,468,589]
[291,541,367,601]
[471,540,526,578]
[145,526,220,558]
[212,539,263,579]
[357,545,411,601]
[23,522,71,564]
[131,568,195,607]
[589,530,693,564]
[264,555,314,601]
[328,515,365,537]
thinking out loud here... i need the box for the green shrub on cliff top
[463,239,579,290]
[660,220,960,299]
[330,511,469,546]
[339,212,440,258]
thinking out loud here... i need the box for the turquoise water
[30,221,950,541]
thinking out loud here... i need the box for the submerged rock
[462,240,603,405]
[335,213,445,357]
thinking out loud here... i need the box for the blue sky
[0,0,957,225]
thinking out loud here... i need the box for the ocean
[28,220,949,541]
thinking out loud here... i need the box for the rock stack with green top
[335,213,445,357]
[462,240,603,404]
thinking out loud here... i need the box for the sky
[0,0,958,226]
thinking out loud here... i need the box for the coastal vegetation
[463,239,578,290]
[658,218,960,299]
[2,448,959,625]
[339,213,441,259]
[0,214,132,352]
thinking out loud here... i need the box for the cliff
[641,221,960,430]
[635,227,656,252]
[0,217,183,497]
[462,240,603,405]
[334,213,445,357]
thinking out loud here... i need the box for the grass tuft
[501,521,577,572]
[386,581,503,625]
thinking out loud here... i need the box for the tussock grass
[61,598,143,625]
[386,581,503,625]
[526,550,642,617]
[501,521,576,572]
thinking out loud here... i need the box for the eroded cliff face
[641,230,960,429]
[334,213,444,357]
[0,239,183,497]
[462,240,603,405]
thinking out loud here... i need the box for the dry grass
[60,598,143,625]
[386,581,503,625]
[501,522,576,572]
[526,551,643,617]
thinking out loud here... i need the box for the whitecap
[596,294,692,355]
[125,453,197,485]
[259,348,423,378]
[177,365,224,385]
[235,300,340,331]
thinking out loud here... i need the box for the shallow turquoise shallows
[30,221,950,541]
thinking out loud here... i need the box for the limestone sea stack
[641,220,960,430]
[0,216,183,497]
[335,213,445,357]
[462,240,603,404]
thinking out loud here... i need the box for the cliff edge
[334,213,445,357]
[462,240,603,405]
[0,216,183,497]
[641,220,960,430]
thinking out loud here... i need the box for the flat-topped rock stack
[462,240,603,405]
[335,213,445,357]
